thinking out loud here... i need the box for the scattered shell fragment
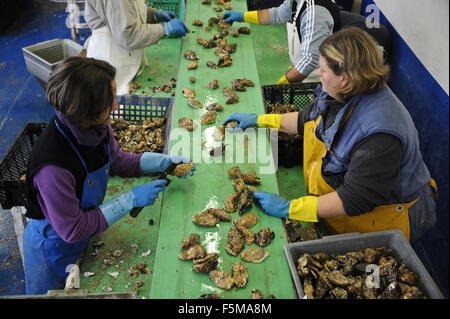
[209,270,234,290]
[241,247,269,263]
[102,285,112,292]
[83,272,95,277]
[180,233,201,250]
[141,249,152,257]
[108,271,119,279]
[232,262,248,288]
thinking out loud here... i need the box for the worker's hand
[140,152,195,177]
[223,11,244,24]
[276,75,289,84]
[222,113,258,132]
[163,18,189,37]
[131,179,168,207]
[253,191,290,218]
[154,9,176,22]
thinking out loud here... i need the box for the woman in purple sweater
[22,57,194,295]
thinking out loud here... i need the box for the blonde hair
[319,27,390,100]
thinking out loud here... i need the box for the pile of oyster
[266,103,301,140]
[296,247,427,299]
[111,117,166,153]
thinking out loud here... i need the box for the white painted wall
[373,0,449,95]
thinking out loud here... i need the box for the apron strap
[428,178,438,200]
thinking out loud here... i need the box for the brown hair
[46,57,116,125]
[319,27,390,100]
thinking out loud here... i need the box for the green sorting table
[149,0,295,299]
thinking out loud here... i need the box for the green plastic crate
[148,0,181,16]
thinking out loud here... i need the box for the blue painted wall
[361,0,449,297]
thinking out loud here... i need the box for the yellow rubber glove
[289,196,319,222]
[276,75,289,84]
[243,11,260,24]
[257,114,281,129]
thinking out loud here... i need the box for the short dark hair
[46,57,116,125]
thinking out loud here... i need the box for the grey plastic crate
[284,229,444,299]
[22,38,84,89]
[112,95,174,154]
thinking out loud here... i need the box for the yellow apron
[303,110,430,242]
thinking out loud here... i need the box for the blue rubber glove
[154,9,176,22]
[253,191,290,218]
[140,152,195,177]
[223,11,244,24]
[99,179,167,226]
[222,113,258,132]
[163,18,189,37]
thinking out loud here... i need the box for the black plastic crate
[0,122,48,209]
[112,95,174,154]
[262,82,321,168]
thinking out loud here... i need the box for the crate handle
[321,232,362,241]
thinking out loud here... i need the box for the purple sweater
[33,112,143,243]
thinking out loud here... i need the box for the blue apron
[23,121,111,295]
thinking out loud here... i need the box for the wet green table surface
[80,0,306,299]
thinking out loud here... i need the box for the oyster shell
[222,87,239,102]
[209,270,234,290]
[200,110,217,125]
[232,79,247,91]
[182,87,196,98]
[238,191,253,214]
[224,2,233,9]
[199,294,219,299]
[397,264,418,285]
[207,61,218,69]
[226,226,246,256]
[171,162,194,176]
[303,277,315,299]
[212,7,223,12]
[213,125,225,141]
[178,117,198,131]
[236,225,255,245]
[218,38,228,48]
[202,40,217,49]
[217,20,230,30]
[205,207,231,221]
[241,247,269,263]
[178,244,207,260]
[364,248,380,264]
[214,48,229,59]
[192,211,220,226]
[187,61,199,69]
[233,177,245,193]
[206,103,223,112]
[218,56,232,68]
[327,270,354,286]
[225,43,237,53]
[209,79,220,90]
[223,192,239,213]
[233,212,258,228]
[180,233,200,250]
[192,253,219,273]
[246,185,259,194]
[184,50,199,60]
[188,98,203,109]
[232,29,239,37]
[232,262,248,288]
[192,19,203,26]
[251,289,264,299]
[379,281,401,299]
[330,287,348,299]
[255,228,275,247]
[189,77,196,83]
[238,27,251,34]
[208,17,220,26]
[202,0,211,4]
[225,120,239,129]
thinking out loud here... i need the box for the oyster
[206,103,223,112]
[221,29,229,37]
[232,262,248,288]
[214,48,229,59]
[233,212,258,228]
[213,34,222,40]
[327,270,354,286]
[226,226,246,256]
[192,211,220,226]
[171,162,194,177]
[240,172,261,184]
[232,79,247,91]
[222,87,239,102]
[205,207,231,222]
[397,264,418,285]
[204,26,212,32]
[224,43,237,53]
[208,17,220,26]
[182,87,196,98]
[238,191,253,214]
[246,185,259,194]
[218,56,233,68]
[180,233,200,250]
[330,287,348,299]
[184,50,199,60]
[199,294,219,299]
[178,244,207,260]
[233,177,245,193]
[228,166,241,178]
[238,27,251,34]
[200,110,217,125]
[209,79,220,90]
[192,253,219,273]
[251,289,264,299]
[232,29,239,37]
[224,2,233,10]
[218,38,228,48]
[241,247,269,263]
[399,283,425,299]
[217,20,230,30]
[192,19,203,26]
[255,228,275,247]
[188,98,203,109]
[212,7,223,12]
[202,40,217,49]
[213,125,225,140]
[178,117,198,131]
[189,77,196,83]
[187,61,199,69]
[223,192,239,213]
[236,225,255,245]
[303,277,315,299]
[202,0,211,4]
[379,281,401,299]
[209,270,234,290]
[207,61,218,69]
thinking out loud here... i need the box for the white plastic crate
[22,38,83,88]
